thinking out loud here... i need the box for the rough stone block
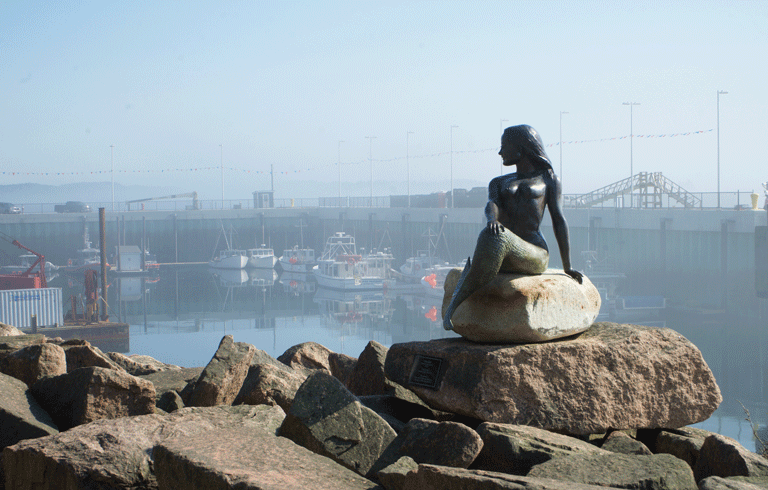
[385,322,722,435]
[189,335,256,407]
[30,366,156,430]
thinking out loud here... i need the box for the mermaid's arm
[547,173,582,283]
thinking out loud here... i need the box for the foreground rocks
[443,268,602,343]
[385,322,722,435]
[0,323,759,490]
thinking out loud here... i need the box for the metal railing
[4,190,766,215]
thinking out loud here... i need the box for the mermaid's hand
[488,220,505,235]
[443,317,454,331]
[565,268,583,284]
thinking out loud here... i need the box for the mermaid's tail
[443,257,471,331]
[442,227,549,332]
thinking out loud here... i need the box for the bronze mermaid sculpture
[443,124,583,331]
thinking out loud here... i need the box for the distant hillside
[0,182,185,205]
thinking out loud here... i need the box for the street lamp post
[717,90,728,209]
[366,136,376,207]
[338,140,344,207]
[622,102,640,207]
[407,131,414,208]
[450,125,458,208]
[559,112,568,182]
[499,119,508,175]
[219,144,224,209]
[110,145,114,212]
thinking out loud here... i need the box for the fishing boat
[61,227,107,273]
[278,246,316,273]
[208,249,248,270]
[312,232,394,290]
[246,246,277,269]
[400,252,446,279]
[208,224,248,270]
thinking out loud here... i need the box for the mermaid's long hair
[502,125,554,175]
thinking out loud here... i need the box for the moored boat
[312,232,394,290]
[278,246,316,273]
[208,249,249,270]
[61,227,107,274]
[246,246,277,269]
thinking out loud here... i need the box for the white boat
[208,224,249,269]
[400,250,448,281]
[1,254,58,275]
[312,232,394,290]
[278,246,316,273]
[208,249,249,270]
[246,246,277,269]
[61,227,107,273]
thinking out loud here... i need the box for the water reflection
[43,265,767,453]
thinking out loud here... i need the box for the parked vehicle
[54,201,91,213]
[0,202,21,214]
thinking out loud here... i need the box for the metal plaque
[408,355,444,390]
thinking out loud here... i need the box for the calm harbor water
[47,265,767,453]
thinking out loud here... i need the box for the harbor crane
[0,233,47,289]
[126,192,200,211]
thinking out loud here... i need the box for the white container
[0,288,63,329]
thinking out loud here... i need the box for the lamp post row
[109,98,729,209]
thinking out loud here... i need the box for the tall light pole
[559,112,568,182]
[407,131,414,208]
[622,102,640,207]
[499,119,508,175]
[365,136,376,207]
[110,144,114,211]
[450,125,458,208]
[338,140,344,207]
[219,144,224,209]
[717,90,728,209]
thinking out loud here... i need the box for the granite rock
[655,426,714,469]
[402,464,614,489]
[472,422,607,475]
[234,361,307,411]
[154,425,379,490]
[106,352,181,375]
[384,322,722,435]
[62,340,125,372]
[2,405,285,490]
[0,372,58,448]
[29,366,156,430]
[528,451,697,489]
[0,322,24,336]
[0,342,67,386]
[279,370,397,476]
[601,430,653,455]
[695,434,768,481]
[189,335,256,407]
[368,418,484,479]
[442,268,601,343]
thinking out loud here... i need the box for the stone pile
[1,323,766,489]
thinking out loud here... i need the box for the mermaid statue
[443,124,583,331]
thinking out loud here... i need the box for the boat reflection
[279,271,316,296]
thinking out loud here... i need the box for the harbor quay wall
[0,206,764,310]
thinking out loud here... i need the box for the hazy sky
[2,1,766,201]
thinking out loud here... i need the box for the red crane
[0,233,47,290]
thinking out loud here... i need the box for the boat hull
[208,255,249,270]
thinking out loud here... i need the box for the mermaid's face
[499,140,523,166]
